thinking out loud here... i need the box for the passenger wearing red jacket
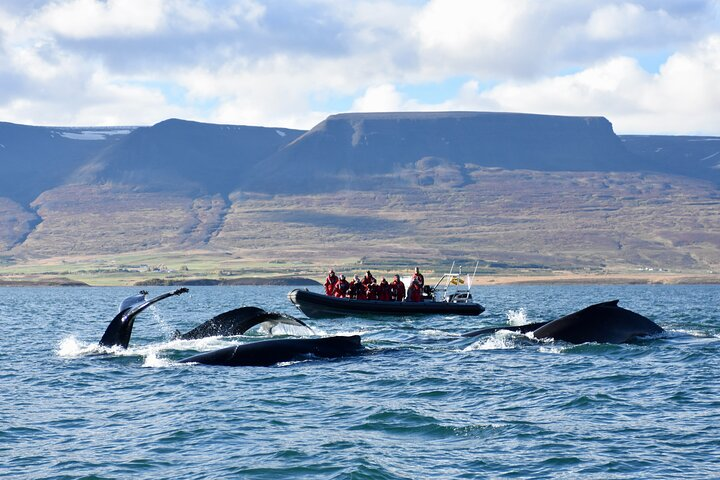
[349,275,366,299]
[390,275,405,302]
[324,269,338,296]
[366,282,379,300]
[408,280,423,302]
[334,275,349,297]
[362,270,376,286]
[412,267,424,289]
[378,278,390,301]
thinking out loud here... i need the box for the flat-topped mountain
[247,112,646,193]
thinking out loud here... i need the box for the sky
[0,0,719,134]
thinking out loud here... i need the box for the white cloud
[400,34,720,134]
[0,1,718,134]
[34,0,166,39]
[351,84,406,112]
[412,0,716,79]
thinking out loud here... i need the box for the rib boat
[288,271,485,318]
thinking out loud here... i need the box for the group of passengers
[324,267,426,302]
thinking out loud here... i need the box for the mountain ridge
[1,111,719,278]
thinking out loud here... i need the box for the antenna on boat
[449,261,455,276]
[469,261,479,289]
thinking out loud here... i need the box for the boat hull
[288,289,484,318]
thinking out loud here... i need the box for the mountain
[620,135,720,184]
[0,122,129,204]
[246,112,648,193]
[1,112,719,279]
[72,118,304,195]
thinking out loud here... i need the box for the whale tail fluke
[99,288,189,349]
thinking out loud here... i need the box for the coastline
[0,273,716,287]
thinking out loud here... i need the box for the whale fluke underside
[178,335,363,367]
[463,300,663,344]
[99,288,189,348]
[176,307,310,340]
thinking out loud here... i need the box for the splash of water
[506,308,528,326]
[56,336,100,357]
[149,305,178,339]
[143,350,174,368]
[463,331,518,351]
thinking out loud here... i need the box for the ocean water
[1,284,719,479]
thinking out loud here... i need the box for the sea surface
[1,284,719,479]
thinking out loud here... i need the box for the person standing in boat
[412,267,424,289]
[362,270,376,286]
[324,269,338,296]
[408,279,423,302]
[390,274,405,302]
[334,275,349,297]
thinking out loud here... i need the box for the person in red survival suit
[355,275,368,300]
[366,281,379,300]
[408,279,423,302]
[334,275,350,297]
[362,270,376,286]
[325,269,338,295]
[378,277,390,301]
[412,267,424,289]
[390,274,405,302]
[348,275,365,299]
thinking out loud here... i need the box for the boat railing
[431,273,473,303]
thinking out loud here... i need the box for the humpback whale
[99,288,189,348]
[463,300,663,344]
[178,335,363,367]
[100,289,313,349]
[173,306,311,340]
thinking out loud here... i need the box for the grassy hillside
[2,168,717,285]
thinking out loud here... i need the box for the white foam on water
[671,328,710,338]
[463,331,517,351]
[311,327,374,338]
[56,336,100,357]
[539,345,564,354]
[506,308,528,326]
[142,349,174,368]
[420,329,460,338]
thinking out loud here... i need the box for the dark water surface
[1,285,719,479]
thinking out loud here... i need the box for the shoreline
[0,273,717,287]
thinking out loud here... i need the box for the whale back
[178,307,310,340]
[532,300,663,344]
[179,335,363,367]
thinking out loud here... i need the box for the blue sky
[0,0,719,134]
